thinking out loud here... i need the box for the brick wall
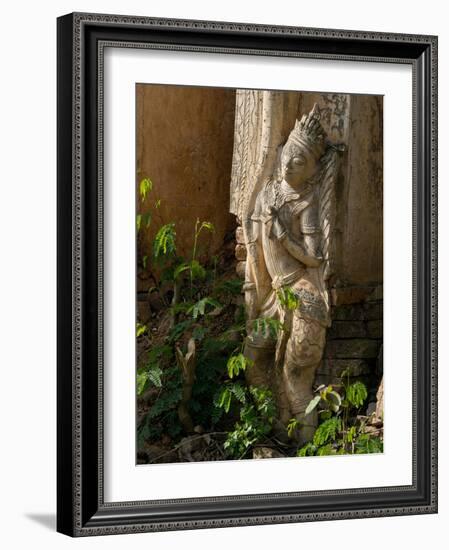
[317,285,383,395]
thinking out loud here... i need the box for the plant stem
[190,218,200,296]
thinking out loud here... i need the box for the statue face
[281,142,317,188]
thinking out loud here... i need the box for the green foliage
[346,381,368,408]
[227,353,253,379]
[222,386,277,459]
[252,317,284,339]
[137,345,171,396]
[137,370,148,395]
[313,417,341,446]
[216,386,232,413]
[137,364,163,395]
[190,336,237,428]
[215,382,247,414]
[136,323,147,338]
[250,386,276,421]
[173,259,206,281]
[287,418,300,438]
[297,442,315,457]
[192,325,208,342]
[153,223,177,259]
[297,379,382,457]
[215,279,243,296]
[229,382,247,404]
[355,434,383,454]
[316,444,335,456]
[188,219,215,291]
[276,287,300,310]
[138,211,233,450]
[137,212,152,234]
[138,210,315,461]
[136,344,185,446]
[147,364,163,388]
[168,319,194,343]
[139,177,153,202]
[188,297,221,320]
[189,259,207,280]
[304,394,321,416]
[136,198,382,464]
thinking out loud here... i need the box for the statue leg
[282,314,326,445]
[243,339,275,390]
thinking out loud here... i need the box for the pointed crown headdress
[286,103,326,160]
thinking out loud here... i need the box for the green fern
[297,442,316,457]
[147,364,163,388]
[188,297,221,319]
[227,353,253,379]
[287,418,300,438]
[313,417,341,446]
[316,443,335,456]
[276,287,300,310]
[139,177,153,202]
[216,279,243,296]
[355,434,383,454]
[252,317,284,339]
[153,223,176,259]
[228,382,247,404]
[346,381,368,408]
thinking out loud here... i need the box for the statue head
[280,104,326,189]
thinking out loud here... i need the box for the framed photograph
[57,12,437,536]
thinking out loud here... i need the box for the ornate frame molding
[57,12,437,536]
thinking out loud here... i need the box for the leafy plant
[136,322,147,338]
[214,383,277,459]
[287,418,301,438]
[139,177,153,202]
[153,223,177,259]
[276,287,300,310]
[137,211,249,451]
[188,297,221,320]
[297,378,383,457]
[137,344,172,396]
[227,353,253,379]
[189,219,214,292]
[252,317,284,339]
[137,364,163,394]
[346,381,368,408]
[215,278,243,297]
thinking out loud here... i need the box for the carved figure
[242,104,341,443]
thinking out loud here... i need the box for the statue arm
[270,203,322,268]
[277,227,323,268]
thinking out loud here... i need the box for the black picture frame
[57,12,438,537]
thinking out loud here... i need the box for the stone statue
[242,104,341,443]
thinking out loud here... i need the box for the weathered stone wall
[337,95,383,286]
[136,84,237,266]
[299,93,384,385]
[317,285,383,393]
[295,92,383,286]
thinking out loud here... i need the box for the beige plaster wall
[339,95,383,286]
[136,84,236,266]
